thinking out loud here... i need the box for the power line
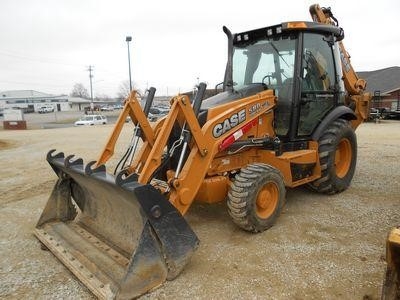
[0,49,129,79]
[0,50,84,68]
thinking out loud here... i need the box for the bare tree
[70,83,90,99]
[117,80,142,100]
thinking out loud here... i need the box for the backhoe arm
[310,4,371,127]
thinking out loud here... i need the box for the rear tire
[308,119,357,194]
[227,163,286,232]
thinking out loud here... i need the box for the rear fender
[311,105,356,141]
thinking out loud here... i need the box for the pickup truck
[38,106,54,113]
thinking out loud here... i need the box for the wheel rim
[256,182,279,219]
[335,138,352,178]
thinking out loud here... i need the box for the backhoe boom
[309,4,371,127]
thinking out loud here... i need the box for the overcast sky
[1,0,399,97]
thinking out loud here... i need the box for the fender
[312,105,356,141]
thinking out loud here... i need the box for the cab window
[232,35,297,136]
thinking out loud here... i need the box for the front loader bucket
[35,150,199,299]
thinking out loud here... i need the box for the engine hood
[201,84,267,110]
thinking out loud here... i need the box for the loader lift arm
[96,88,156,167]
[95,81,276,215]
[119,85,276,215]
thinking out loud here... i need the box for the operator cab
[204,21,346,142]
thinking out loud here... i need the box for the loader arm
[169,91,276,214]
[96,90,155,167]
[127,90,276,215]
[309,4,371,128]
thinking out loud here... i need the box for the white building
[68,97,92,111]
[0,90,91,112]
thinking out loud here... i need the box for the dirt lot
[1,120,399,299]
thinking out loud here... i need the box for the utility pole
[87,65,94,112]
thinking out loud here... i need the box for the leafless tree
[117,80,142,100]
[70,83,89,99]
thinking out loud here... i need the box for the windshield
[232,36,297,91]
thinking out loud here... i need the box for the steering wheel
[262,75,273,86]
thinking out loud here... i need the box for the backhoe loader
[35,4,371,299]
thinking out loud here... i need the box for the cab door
[297,32,338,136]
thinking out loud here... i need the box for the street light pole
[126,36,132,92]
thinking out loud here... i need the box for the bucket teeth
[85,161,106,176]
[47,150,67,176]
[47,149,65,161]
[47,150,107,179]
[116,170,139,186]
[64,155,83,168]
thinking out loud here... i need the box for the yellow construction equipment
[35,4,371,299]
[382,227,400,299]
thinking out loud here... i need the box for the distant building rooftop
[68,97,91,104]
[0,90,55,99]
[358,66,400,95]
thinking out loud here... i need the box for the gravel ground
[0,120,399,299]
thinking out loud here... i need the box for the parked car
[126,113,160,123]
[74,115,107,126]
[386,110,400,120]
[149,107,169,116]
[148,113,158,122]
[38,106,54,113]
[369,108,381,121]
[84,105,101,113]
[100,105,114,111]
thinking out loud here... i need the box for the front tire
[308,119,357,194]
[227,163,286,232]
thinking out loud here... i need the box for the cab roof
[233,21,343,46]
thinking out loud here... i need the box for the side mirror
[336,28,345,42]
